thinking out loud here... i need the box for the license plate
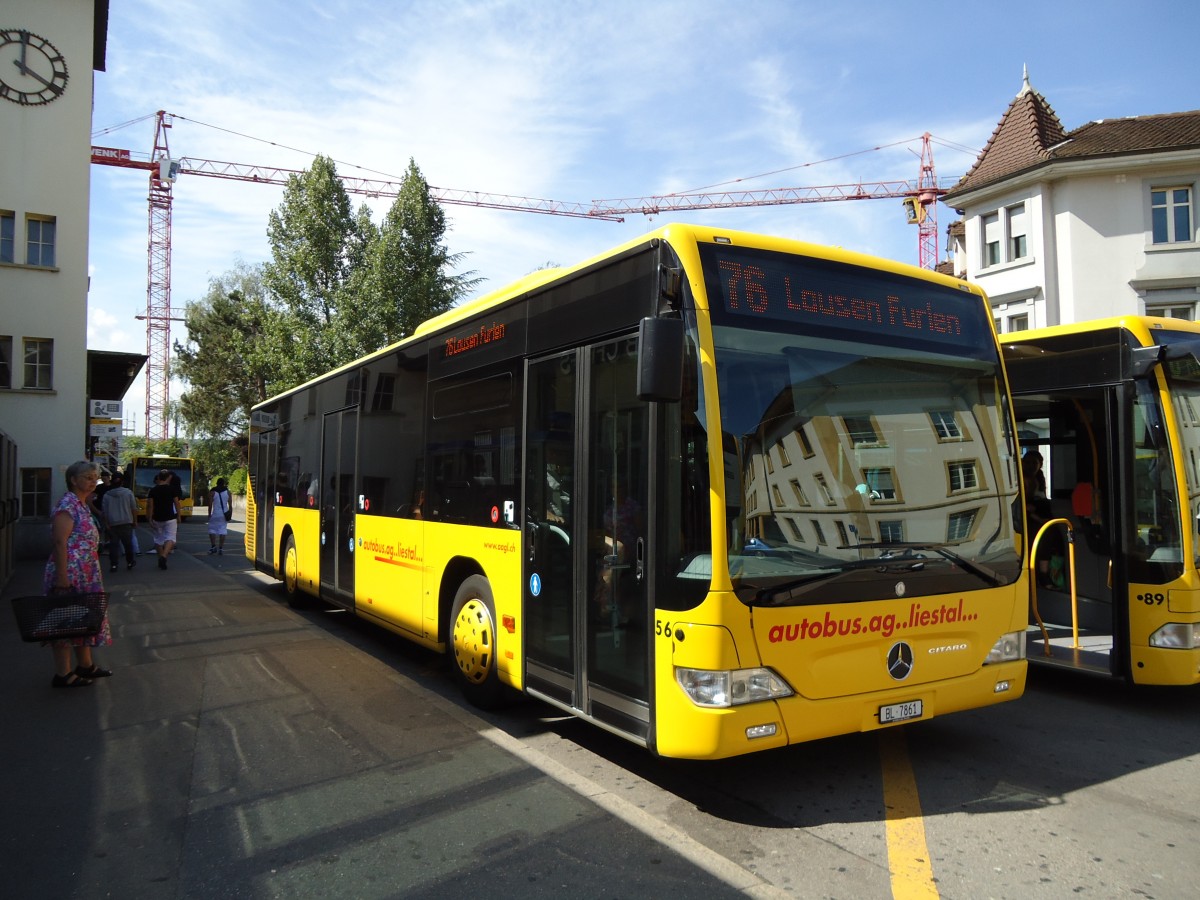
[879,699,923,724]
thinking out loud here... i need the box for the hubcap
[452,598,493,684]
[285,545,298,592]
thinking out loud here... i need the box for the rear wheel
[448,575,507,709]
[283,534,306,608]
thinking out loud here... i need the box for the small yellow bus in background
[1002,316,1200,684]
[124,455,195,521]
[247,224,1028,759]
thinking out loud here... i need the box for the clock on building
[0,29,68,105]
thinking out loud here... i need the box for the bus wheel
[449,576,506,709]
[283,534,306,608]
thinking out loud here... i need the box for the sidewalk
[0,511,745,899]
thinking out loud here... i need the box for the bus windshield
[701,245,1022,606]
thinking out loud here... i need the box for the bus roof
[254,223,984,408]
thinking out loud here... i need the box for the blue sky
[87,0,1200,427]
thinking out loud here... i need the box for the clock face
[0,29,69,105]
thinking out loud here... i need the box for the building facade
[0,0,108,561]
[943,71,1200,333]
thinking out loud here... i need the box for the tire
[448,575,507,709]
[282,534,306,608]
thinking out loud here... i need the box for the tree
[263,154,374,379]
[352,158,481,349]
[173,262,278,441]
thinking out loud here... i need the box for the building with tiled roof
[942,68,1200,331]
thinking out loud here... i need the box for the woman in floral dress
[43,460,113,688]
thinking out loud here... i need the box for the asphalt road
[5,511,1200,899]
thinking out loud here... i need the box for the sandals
[52,672,93,688]
[75,665,113,679]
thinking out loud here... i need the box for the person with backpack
[208,477,232,555]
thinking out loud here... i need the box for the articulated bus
[247,224,1028,759]
[124,455,196,521]
[1002,316,1200,684]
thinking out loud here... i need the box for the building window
[1,211,14,263]
[947,508,979,542]
[370,372,396,411]
[776,442,790,467]
[862,467,897,501]
[948,460,980,492]
[789,478,809,506]
[21,467,51,518]
[1008,203,1027,260]
[983,212,1001,267]
[1148,304,1194,320]
[997,312,1030,334]
[842,415,880,447]
[23,338,52,390]
[1152,187,1193,244]
[786,518,804,542]
[879,520,904,542]
[929,410,961,440]
[835,520,849,547]
[810,519,827,545]
[771,484,785,507]
[26,215,56,267]
[795,424,814,458]
[814,473,835,506]
[0,335,11,389]
[981,203,1029,268]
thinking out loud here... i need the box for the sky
[86,0,1200,433]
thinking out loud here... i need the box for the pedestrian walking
[146,468,180,570]
[208,477,232,555]
[101,472,138,571]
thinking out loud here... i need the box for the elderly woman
[44,460,113,688]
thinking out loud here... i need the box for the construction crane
[92,111,949,439]
[91,111,627,439]
[587,133,946,270]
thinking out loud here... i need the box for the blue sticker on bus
[530,573,541,597]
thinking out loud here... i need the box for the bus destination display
[702,244,990,352]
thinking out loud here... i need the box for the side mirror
[636,317,684,403]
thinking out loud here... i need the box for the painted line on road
[879,728,939,899]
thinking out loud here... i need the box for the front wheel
[283,534,306,608]
[448,575,507,709]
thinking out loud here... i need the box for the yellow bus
[247,224,1028,759]
[1002,316,1200,684]
[124,455,195,521]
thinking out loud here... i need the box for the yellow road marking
[880,728,939,899]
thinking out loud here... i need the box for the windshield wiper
[848,541,1004,587]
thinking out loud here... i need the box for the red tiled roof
[944,74,1200,201]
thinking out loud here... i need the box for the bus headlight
[675,667,794,708]
[984,631,1026,664]
[1149,622,1200,649]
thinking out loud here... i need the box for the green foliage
[263,154,373,378]
[169,154,483,445]
[173,262,280,441]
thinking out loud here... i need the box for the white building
[943,71,1200,332]
[0,0,141,567]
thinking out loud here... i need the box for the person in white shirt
[208,477,232,555]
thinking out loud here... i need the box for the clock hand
[15,61,55,89]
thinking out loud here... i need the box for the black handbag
[11,593,109,642]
